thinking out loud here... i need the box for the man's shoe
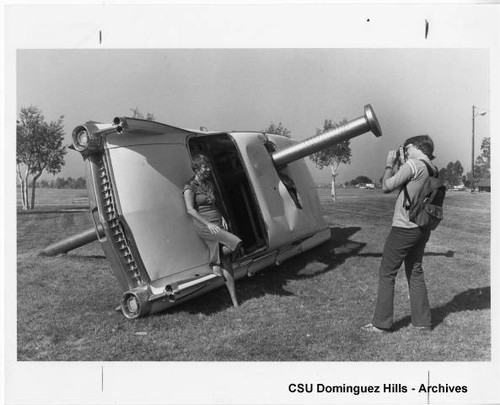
[361,323,389,333]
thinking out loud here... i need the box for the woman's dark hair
[404,135,435,160]
[191,154,211,172]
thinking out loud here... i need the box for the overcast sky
[17,48,489,184]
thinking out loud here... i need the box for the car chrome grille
[96,157,142,285]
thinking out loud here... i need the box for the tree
[352,175,373,185]
[262,122,291,138]
[16,106,66,210]
[75,177,87,189]
[55,177,66,189]
[68,177,78,189]
[462,175,470,188]
[454,161,464,184]
[479,137,490,171]
[39,179,50,188]
[444,161,464,186]
[464,137,490,187]
[309,119,351,201]
[474,137,490,182]
[130,107,155,121]
[438,168,450,188]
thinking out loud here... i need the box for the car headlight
[72,126,91,151]
[71,125,102,156]
[76,129,89,149]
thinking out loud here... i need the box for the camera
[395,146,402,161]
[395,146,406,166]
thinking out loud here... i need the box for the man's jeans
[372,226,432,330]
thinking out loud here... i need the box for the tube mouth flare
[364,104,382,138]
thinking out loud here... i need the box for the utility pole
[471,105,487,191]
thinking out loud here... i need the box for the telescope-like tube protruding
[272,104,382,167]
[40,225,104,256]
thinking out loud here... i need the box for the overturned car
[45,105,382,318]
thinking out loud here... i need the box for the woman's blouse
[183,179,218,215]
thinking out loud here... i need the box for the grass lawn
[16,188,490,361]
[16,187,89,207]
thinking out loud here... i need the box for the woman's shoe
[212,265,223,277]
[361,323,389,333]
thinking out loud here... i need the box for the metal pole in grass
[472,105,487,192]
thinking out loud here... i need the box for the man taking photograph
[362,135,438,333]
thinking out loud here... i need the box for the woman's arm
[183,188,221,234]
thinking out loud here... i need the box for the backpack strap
[403,185,412,209]
[403,159,437,210]
[419,159,438,178]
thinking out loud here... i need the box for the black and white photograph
[3,2,499,404]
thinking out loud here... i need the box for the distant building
[476,180,491,193]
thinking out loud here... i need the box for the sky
[17,48,490,185]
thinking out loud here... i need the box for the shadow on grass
[162,226,459,317]
[172,226,367,315]
[392,286,491,331]
[356,250,455,258]
[35,223,458,318]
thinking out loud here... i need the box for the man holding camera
[362,135,437,333]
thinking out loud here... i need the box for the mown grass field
[16,187,89,208]
[16,188,490,361]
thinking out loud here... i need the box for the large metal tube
[41,225,104,256]
[272,104,382,167]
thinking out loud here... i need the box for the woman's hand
[221,217,228,230]
[207,223,221,235]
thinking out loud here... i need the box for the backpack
[403,160,446,230]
